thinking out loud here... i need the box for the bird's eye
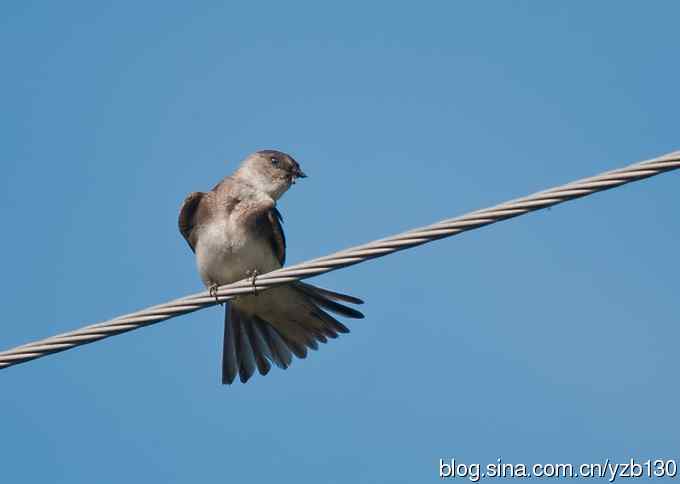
[270,157,280,166]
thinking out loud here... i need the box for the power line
[1,150,678,369]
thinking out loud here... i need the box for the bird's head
[236,150,307,199]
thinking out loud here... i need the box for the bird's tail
[222,282,364,384]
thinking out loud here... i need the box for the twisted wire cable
[1,150,678,369]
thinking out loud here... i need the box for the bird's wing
[255,207,287,266]
[178,191,206,252]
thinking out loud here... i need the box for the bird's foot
[246,269,260,296]
[209,283,222,306]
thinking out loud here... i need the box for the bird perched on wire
[178,150,365,384]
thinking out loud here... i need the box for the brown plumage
[178,150,364,384]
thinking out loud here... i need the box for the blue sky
[1,2,678,482]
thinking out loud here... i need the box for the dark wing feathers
[254,207,286,266]
[222,283,364,384]
[178,191,205,253]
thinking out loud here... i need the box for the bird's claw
[209,283,222,306]
[246,269,260,296]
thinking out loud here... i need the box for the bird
[178,150,365,384]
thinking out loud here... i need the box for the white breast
[194,218,281,288]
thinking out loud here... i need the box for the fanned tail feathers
[222,283,364,384]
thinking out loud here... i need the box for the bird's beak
[290,165,307,184]
[295,168,307,179]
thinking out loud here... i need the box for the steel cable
[1,150,678,369]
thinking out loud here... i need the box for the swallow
[179,150,364,384]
